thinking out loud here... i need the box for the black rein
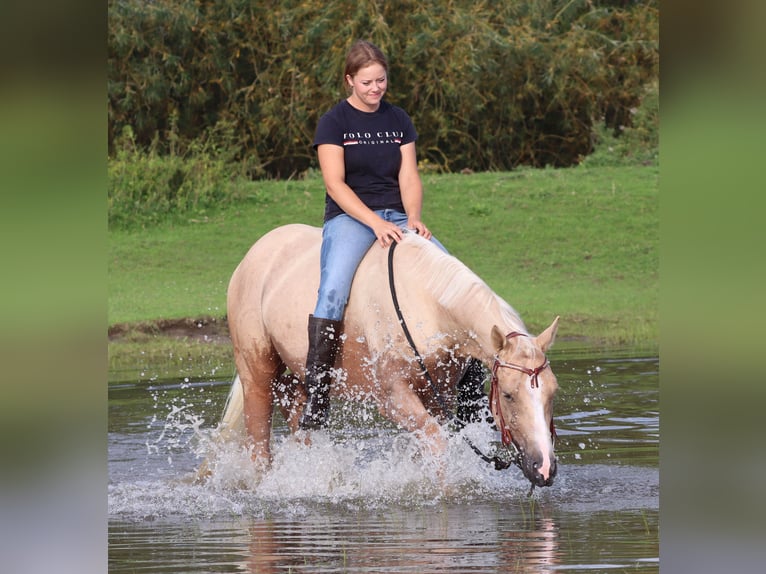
[387,240,516,471]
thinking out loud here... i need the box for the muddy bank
[108,316,230,343]
[108,316,605,348]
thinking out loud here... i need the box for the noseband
[490,332,556,447]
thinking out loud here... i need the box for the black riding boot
[456,358,492,425]
[299,315,342,430]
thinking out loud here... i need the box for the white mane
[401,233,527,335]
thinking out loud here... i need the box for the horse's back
[227,224,323,367]
[227,224,441,375]
[230,223,320,283]
[228,223,320,308]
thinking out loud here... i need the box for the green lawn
[109,165,658,347]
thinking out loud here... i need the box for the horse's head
[489,317,559,487]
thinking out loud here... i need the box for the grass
[109,164,658,366]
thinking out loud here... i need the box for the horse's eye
[502,392,513,402]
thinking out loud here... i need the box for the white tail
[193,374,246,483]
[218,373,245,440]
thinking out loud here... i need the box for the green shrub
[108,0,658,175]
[580,79,659,167]
[108,126,248,229]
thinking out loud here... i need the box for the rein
[387,241,517,471]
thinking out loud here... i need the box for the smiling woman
[345,62,387,113]
[299,40,452,430]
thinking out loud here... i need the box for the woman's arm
[398,142,432,239]
[317,144,404,247]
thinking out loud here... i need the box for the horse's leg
[380,379,447,458]
[273,371,305,434]
[238,350,281,463]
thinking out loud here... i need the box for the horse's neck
[408,241,526,359]
[443,282,526,359]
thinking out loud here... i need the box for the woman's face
[346,63,387,112]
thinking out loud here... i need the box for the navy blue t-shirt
[313,99,418,222]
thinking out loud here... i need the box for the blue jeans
[313,210,447,321]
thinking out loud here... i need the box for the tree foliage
[108,0,658,176]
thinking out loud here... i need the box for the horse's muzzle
[525,456,557,487]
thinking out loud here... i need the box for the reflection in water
[108,346,659,572]
[109,505,658,573]
[108,508,564,573]
[498,517,559,573]
[243,511,561,573]
[247,520,280,573]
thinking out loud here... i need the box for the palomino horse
[219,223,560,487]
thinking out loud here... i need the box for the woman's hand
[372,218,404,248]
[407,219,432,240]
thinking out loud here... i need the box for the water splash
[109,351,659,522]
[108,412,537,521]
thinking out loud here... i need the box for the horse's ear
[536,316,560,352]
[491,325,507,353]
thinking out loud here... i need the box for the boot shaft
[305,315,342,371]
[300,315,343,430]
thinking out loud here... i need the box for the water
[108,344,658,572]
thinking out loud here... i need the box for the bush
[108,0,658,176]
[108,125,249,229]
[580,79,659,167]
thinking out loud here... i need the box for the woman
[300,40,484,430]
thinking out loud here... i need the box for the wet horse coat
[223,223,560,486]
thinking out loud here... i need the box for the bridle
[490,332,556,448]
[387,241,555,472]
